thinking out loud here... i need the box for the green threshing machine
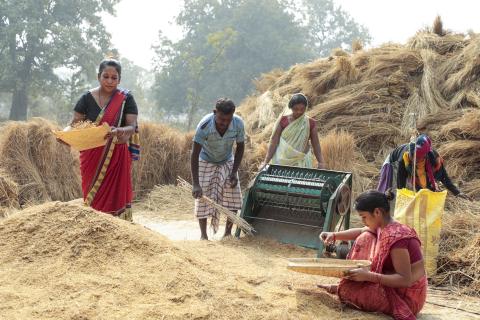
[236,165,353,258]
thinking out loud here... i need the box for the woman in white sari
[260,93,325,169]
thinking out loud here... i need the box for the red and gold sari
[338,222,427,320]
[80,89,133,221]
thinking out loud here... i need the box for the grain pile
[0,201,381,320]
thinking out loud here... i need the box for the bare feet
[317,284,338,294]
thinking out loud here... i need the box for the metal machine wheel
[334,183,351,216]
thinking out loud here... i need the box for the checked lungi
[195,158,242,233]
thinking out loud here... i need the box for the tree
[152,0,370,128]
[0,0,119,120]
[153,0,312,128]
[292,0,371,56]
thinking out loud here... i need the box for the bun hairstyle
[354,189,395,214]
[288,93,309,109]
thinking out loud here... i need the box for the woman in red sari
[69,59,138,221]
[318,190,427,320]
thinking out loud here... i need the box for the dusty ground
[0,200,478,320]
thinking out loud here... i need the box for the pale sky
[103,0,480,70]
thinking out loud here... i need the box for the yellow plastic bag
[394,188,447,275]
[54,123,110,151]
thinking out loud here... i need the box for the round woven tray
[287,258,371,278]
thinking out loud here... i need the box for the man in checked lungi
[191,98,245,240]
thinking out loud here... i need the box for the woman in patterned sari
[260,93,325,169]
[318,190,427,320]
[67,59,138,221]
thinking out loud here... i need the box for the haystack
[236,17,480,295]
[0,118,81,205]
[133,122,193,197]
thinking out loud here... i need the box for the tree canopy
[153,0,371,128]
[0,0,119,120]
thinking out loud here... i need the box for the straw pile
[434,201,480,296]
[320,130,376,196]
[133,122,193,197]
[0,118,82,205]
[236,17,480,294]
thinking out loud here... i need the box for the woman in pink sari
[318,190,427,320]
[68,59,138,221]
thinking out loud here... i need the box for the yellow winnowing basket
[394,188,447,275]
[54,123,111,151]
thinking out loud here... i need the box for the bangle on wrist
[332,233,336,242]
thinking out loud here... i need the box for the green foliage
[0,0,119,120]
[152,0,371,128]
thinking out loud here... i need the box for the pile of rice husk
[237,17,480,295]
[0,201,385,320]
[0,118,82,205]
[133,122,193,198]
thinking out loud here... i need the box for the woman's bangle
[332,233,336,242]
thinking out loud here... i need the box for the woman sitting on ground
[318,190,427,320]
[259,93,325,169]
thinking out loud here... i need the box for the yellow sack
[54,123,110,151]
[394,188,447,276]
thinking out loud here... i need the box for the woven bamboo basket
[287,258,371,278]
[54,123,110,151]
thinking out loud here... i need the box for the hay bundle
[133,122,193,197]
[365,48,423,77]
[416,109,464,138]
[0,118,81,205]
[320,130,376,194]
[439,109,480,140]
[462,179,480,200]
[303,56,358,97]
[441,37,480,97]
[407,32,465,55]
[437,140,480,181]
[419,49,450,112]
